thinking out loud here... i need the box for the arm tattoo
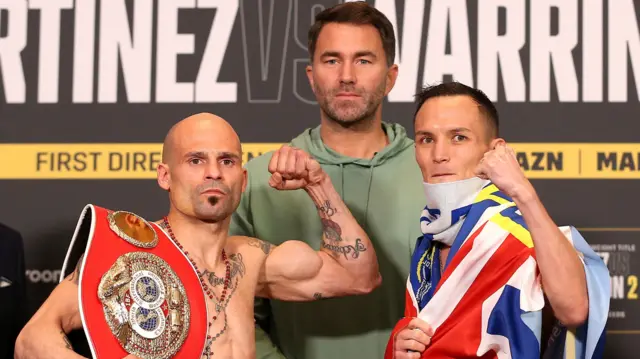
[61,330,73,350]
[313,292,325,300]
[66,254,85,284]
[317,200,336,217]
[321,218,343,242]
[322,238,367,260]
[247,238,275,255]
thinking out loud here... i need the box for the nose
[204,161,223,180]
[432,141,450,163]
[339,62,355,85]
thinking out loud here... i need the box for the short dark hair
[308,2,396,67]
[414,82,500,138]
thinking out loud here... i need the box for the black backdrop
[0,0,638,357]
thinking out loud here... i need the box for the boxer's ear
[157,163,171,191]
[490,137,506,150]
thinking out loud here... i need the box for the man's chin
[427,174,460,183]
[328,111,370,126]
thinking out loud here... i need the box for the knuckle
[410,340,425,352]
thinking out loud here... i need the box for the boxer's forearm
[513,188,588,327]
[305,177,381,292]
[15,320,86,359]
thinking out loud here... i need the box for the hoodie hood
[289,122,414,167]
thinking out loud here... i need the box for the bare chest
[196,253,261,358]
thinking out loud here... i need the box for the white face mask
[420,176,490,246]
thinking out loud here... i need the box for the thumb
[474,162,489,180]
[268,172,284,189]
[409,317,434,336]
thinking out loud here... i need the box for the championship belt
[60,204,207,358]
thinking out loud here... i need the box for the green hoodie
[229,122,425,359]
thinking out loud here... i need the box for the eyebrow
[184,151,242,161]
[415,127,472,136]
[354,51,377,59]
[184,151,207,159]
[218,151,242,161]
[320,51,378,59]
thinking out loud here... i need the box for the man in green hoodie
[229,2,425,359]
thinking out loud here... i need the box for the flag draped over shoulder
[385,183,610,359]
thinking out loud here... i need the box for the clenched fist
[268,145,327,190]
[393,318,434,359]
[474,143,534,200]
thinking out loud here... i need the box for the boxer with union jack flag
[385,82,610,359]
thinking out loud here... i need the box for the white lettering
[196,0,239,103]
[291,0,338,104]
[29,0,72,103]
[98,0,153,103]
[239,0,290,103]
[41,270,52,282]
[25,269,62,283]
[477,0,526,102]
[72,0,96,103]
[156,0,196,103]
[530,0,579,102]
[611,275,625,299]
[0,0,27,103]
[608,0,640,102]
[376,0,425,102]
[423,0,473,86]
[28,270,41,283]
[582,0,603,102]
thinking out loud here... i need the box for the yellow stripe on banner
[565,327,577,359]
[0,143,638,179]
[490,213,534,248]
[0,143,282,179]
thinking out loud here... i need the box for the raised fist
[268,145,326,190]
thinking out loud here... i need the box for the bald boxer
[15,113,382,359]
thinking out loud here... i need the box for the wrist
[305,175,336,207]
[511,182,538,206]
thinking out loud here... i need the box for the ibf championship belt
[60,204,207,358]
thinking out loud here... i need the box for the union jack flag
[385,184,610,359]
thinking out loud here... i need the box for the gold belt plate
[97,252,190,359]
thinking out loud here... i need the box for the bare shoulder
[228,235,276,256]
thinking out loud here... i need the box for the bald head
[157,112,247,223]
[162,113,242,164]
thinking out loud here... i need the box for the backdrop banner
[0,0,638,357]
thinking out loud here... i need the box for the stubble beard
[193,195,233,223]
[315,81,386,128]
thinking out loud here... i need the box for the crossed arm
[255,176,382,301]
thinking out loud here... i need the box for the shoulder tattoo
[247,238,275,255]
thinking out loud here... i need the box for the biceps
[260,249,350,301]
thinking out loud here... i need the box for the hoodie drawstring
[339,164,345,199]
[363,165,374,228]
